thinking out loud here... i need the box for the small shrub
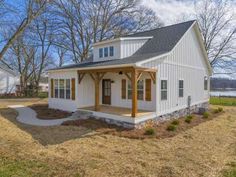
[203,112,209,119]
[171,120,179,125]
[144,128,155,135]
[186,115,193,119]
[185,117,192,123]
[213,109,220,114]
[218,107,223,112]
[166,124,177,131]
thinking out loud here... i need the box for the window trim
[127,79,144,100]
[65,79,71,100]
[204,76,208,90]
[109,46,114,57]
[161,80,168,101]
[54,79,59,98]
[178,79,184,98]
[99,48,103,58]
[104,47,108,57]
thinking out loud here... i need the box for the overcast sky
[141,0,236,79]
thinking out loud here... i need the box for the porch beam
[78,73,85,84]
[137,72,143,81]
[131,68,138,118]
[124,72,131,81]
[148,72,156,84]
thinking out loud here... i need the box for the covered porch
[77,66,157,118]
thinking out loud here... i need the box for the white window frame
[104,47,108,57]
[109,46,114,57]
[127,79,144,100]
[161,80,167,101]
[65,79,71,99]
[204,76,208,90]
[54,79,59,98]
[99,48,103,58]
[179,79,184,98]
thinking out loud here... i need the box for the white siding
[48,70,78,112]
[142,25,210,115]
[0,69,19,94]
[120,39,148,59]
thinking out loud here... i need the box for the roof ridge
[125,20,196,37]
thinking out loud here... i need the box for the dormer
[93,36,153,62]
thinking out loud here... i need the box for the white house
[0,63,19,95]
[48,20,212,128]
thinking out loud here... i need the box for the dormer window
[110,46,114,57]
[104,47,108,57]
[99,48,103,58]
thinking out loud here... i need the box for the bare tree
[195,0,236,68]
[52,0,161,63]
[0,0,49,61]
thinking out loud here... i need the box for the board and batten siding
[120,39,148,59]
[48,70,78,112]
[142,25,210,115]
[0,69,18,94]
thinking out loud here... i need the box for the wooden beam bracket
[78,73,85,84]
[148,72,156,84]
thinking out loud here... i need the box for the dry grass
[0,99,236,177]
[30,104,72,120]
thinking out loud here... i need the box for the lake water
[210,91,236,97]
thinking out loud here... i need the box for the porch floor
[80,105,153,117]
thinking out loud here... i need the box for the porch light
[111,80,115,83]
[119,71,123,75]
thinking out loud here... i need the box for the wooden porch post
[131,68,137,117]
[95,73,100,111]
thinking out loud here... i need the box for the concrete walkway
[8,105,83,126]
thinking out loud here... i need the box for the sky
[141,0,236,79]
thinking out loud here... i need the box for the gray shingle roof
[50,20,196,71]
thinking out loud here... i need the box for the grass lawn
[0,98,235,177]
[210,97,236,106]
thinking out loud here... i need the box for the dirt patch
[62,109,224,139]
[30,104,72,120]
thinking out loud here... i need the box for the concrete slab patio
[8,105,82,126]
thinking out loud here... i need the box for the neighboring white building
[48,21,212,128]
[0,63,19,95]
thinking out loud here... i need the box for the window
[128,81,132,99]
[161,80,167,100]
[66,79,70,99]
[104,47,108,57]
[59,79,65,99]
[127,80,144,100]
[109,46,114,56]
[204,76,208,90]
[137,80,144,100]
[179,80,184,97]
[99,48,103,58]
[54,79,59,98]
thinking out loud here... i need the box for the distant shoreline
[210,90,236,97]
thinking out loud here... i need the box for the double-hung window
[66,79,71,99]
[104,47,108,57]
[109,46,114,57]
[179,80,184,97]
[161,80,167,100]
[99,48,103,58]
[59,79,65,99]
[204,76,208,90]
[127,80,144,100]
[54,79,59,98]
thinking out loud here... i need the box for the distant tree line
[210,78,236,90]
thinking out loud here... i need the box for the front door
[102,79,111,105]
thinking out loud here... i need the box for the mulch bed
[62,108,224,139]
[30,104,72,120]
